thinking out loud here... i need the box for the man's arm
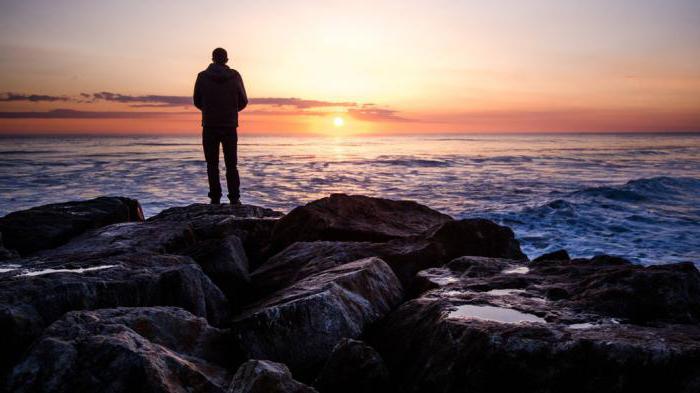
[193,74,203,110]
[236,71,248,111]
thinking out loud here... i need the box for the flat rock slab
[7,307,235,393]
[0,197,143,256]
[371,256,700,393]
[234,257,403,379]
[266,194,453,255]
[229,360,317,393]
[0,253,228,376]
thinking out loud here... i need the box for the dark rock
[266,194,452,255]
[39,220,196,257]
[234,257,403,380]
[313,338,391,393]
[370,255,700,392]
[0,253,229,377]
[182,235,250,305]
[229,360,317,393]
[0,234,19,261]
[253,218,526,293]
[0,197,143,256]
[532,249,570,262]
[148,203,283,268]
[7,307,235,393]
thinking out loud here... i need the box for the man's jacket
[193,63,248,128]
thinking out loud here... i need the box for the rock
[0,234,19,261]
[0,197,143,256]
[533,249,570,262]
[40,220,196,257]
[229,360,317,393]
[266,194,452,255]
[234,257,403,380]
[313,339,391,393]
[7,307,236,393]
[252,218,526,293]
[182,235,250,306]
[148,203,283,268]
[370,255,700,392]
[0,253,229,377]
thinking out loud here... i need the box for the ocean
[1,133,698,265]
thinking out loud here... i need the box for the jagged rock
[234,257,403,380]
[149,203,283,268]
[0,234,19,261]
[253,218,526,293]
[370,256,700,392]
[182,235,250,305]
[229,360,317,393]
[0,197,143,256]
[7,307,235,393]
[266,194,452,255]
[533,249,570,262]
[0,253,229,377]
[313,339,391,393]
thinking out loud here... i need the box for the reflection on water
[502,267,530,274]
[1,133,699,264]
[447,304,546,324]
[16,265,116,277]
[485,288,526,296]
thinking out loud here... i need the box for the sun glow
[333,116,345,127]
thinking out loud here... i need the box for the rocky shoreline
[1,194,698,393]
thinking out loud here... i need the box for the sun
[333,116,345,127]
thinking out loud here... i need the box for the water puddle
[485,289,525,296]
[568,322,596,329]
[502,267,529,274]
[447,304,546,324]
[431,276,460,286]
[0,264,21,273]
[16,265,117,277]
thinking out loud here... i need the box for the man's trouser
[202,127,239,202]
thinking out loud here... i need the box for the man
[193,47,248,204]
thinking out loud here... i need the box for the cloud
[87,92,192,106]
[347,106,418,122]
[248,97,356,109]
[0,109,190,119]
[0,93,70,102]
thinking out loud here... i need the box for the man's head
[212,48,228,64]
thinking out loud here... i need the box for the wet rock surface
[0,253,229,376]
[8,307,235,393]
[229,360,317,393]
[0,196,143,256]
[1,194,698,393]
[372,255,700,392]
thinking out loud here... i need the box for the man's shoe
[210,198,221,205]
[229,198,241,206]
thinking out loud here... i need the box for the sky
[0,0,699,135]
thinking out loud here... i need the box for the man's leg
[202,127,222,203]
[221,128,240,204]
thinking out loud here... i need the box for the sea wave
[488,176,700,265]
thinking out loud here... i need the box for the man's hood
[203,63,235,84]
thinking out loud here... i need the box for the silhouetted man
[194,47,248,204]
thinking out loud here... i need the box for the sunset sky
[1,0,699,135]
